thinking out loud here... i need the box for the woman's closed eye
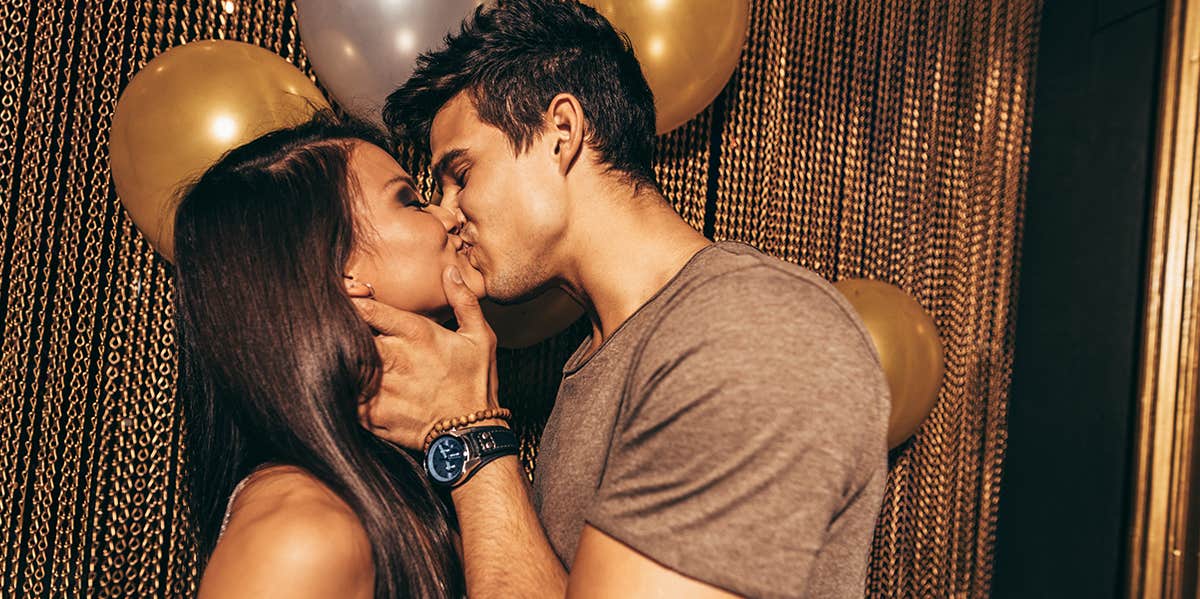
[397,188,429,210]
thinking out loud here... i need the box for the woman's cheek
[360,217,453,313]
[384,262,450,314]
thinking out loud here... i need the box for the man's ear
[547,93,585,176]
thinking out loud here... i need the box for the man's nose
[437,193,466,228]
[427,204,461,235]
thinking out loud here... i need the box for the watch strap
[462,425,519,459]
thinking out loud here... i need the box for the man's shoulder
[655,242,876,354]
[671,242,849,306]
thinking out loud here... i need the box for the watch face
[426,435,467,484]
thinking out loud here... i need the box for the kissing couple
[178,1,889,598]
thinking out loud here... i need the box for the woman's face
[343,141,486,318]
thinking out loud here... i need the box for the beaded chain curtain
[0,0,1039,597]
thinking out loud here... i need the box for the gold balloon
[483,288,585,349]
[833,279,945,449]
[589,0,749,134]
[109,40,329,261]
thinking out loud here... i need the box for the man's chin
[477,266,560,305]
[484,296,522,306]
[483,284,558,306]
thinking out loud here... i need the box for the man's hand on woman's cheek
[349,266,500,451]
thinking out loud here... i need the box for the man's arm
[448,454,740,599]
[568,527,742,598]
[351,268,564,597]
[449,455,566,597]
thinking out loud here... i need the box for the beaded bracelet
[422,407,512,453]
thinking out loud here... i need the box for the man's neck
[557,187,711,346]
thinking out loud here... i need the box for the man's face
[428,93,567,303]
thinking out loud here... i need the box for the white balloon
[297,0,486,124]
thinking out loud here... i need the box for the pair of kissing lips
[459,240,478,268]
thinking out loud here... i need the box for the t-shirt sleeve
[583,268,889,597]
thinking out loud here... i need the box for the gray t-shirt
[533,242,890,598]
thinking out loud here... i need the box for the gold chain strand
[83,3,150,592]
[864,4,909,593]
[4,0,74,592]
[152,0,167,54]
[165,0,180,48]
[0,0,32,259]
[96,224,137,598]
[180,0,194,43]
[43,0,118,591]
[975,4,1037,594]
[48,2,108,585]
[96,11,166,597]
[252,0,270,47]
[284,0,310,78]
[948,3,991,590]
[911,7,953,596]
[215,0,229,39]
[230,0,246,41]
[0,0,34,586]
[201,0,218,40]
[262,0,283,52]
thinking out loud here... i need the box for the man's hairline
[422,89,655,190]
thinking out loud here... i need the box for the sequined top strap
[217,464,274,542]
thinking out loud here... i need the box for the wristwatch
[424,426,519,488]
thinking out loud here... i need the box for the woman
[174,112,486,598]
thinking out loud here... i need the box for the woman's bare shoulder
[197,464,374,599]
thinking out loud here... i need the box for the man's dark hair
[383,0,659,189]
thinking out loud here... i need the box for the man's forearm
[451,455,567,598]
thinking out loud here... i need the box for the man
[352,1,889,597]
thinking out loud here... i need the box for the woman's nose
[426,204,460,235]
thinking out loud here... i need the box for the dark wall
[992,0,1162,597]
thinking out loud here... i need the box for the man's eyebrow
[431,148,468,183]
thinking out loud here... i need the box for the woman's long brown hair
[173,112,461,598]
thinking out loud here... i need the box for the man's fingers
[358,396,427,450]
[351,297,432,338]
[442,266,493,341]
[375,335,417,371]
